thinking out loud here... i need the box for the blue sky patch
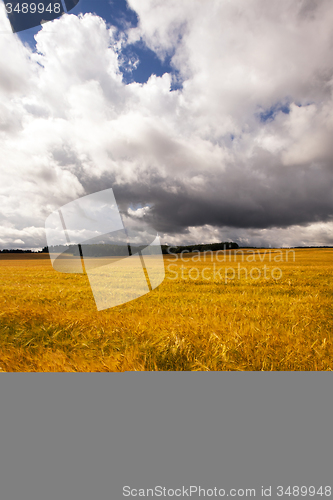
[258,102,290,123]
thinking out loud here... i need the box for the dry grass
[0,249,332,371]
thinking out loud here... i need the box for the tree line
[0,242,240,255]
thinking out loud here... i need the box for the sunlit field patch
[0,249,332,371]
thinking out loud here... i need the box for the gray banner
[0,373,331,500]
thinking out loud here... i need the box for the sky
[1,0,333,249]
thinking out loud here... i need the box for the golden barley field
[0,248,332,371]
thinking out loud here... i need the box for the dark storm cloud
[107,150,333,236]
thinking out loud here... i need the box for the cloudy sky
[1,0,333,249]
